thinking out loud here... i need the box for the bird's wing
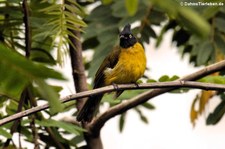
[94,46,121,88]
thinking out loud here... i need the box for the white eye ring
[129,34,132,38]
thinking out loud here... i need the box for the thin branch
[1,60,225,127]
[68,29,88,110]
[89,60,225,134]
[22,0,31,58]
[45,127,66,149]
[1,81,225,126]
[3,90,27,147]
[66,0,88,111]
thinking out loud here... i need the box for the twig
[1,60,225,127]
[1,81,225,126]
[22,0,31,58]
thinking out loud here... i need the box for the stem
[2,80,225,126]
[68,29,88,110]
[23,0,31,58]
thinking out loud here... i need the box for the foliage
[0,44,65,113]
[0,0,224,148]
[164,3,225,126]
[0,0,86,148]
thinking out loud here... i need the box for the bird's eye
[129,34,132,38]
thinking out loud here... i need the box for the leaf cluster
[0,0,87,148]
[160,3,225,126]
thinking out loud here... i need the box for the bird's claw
[112,83,119,91]
[134,82,140,88]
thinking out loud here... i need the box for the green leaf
[215,17,225,33]
[155,23,167,47]
[152,0,210,37]
[135,108,148,124]
[0,44,65,113]
[35,80,64,114]
[177,7,210,38]
[214,32,225,55]
[170,88,189,94]
[36,119,85,135]
[196,41,214,65]
[188,35,202,45]
[158,75,170,82]
[6,100,18,115]
[30,48,56,65]
[86,5,112,21]
[102,94,121,105]
[20,126,33,142]
[147,79,157,83]
[140,115,148,124]
[125,0,138,16]
[141,102,155,110]
[148,8,167,25]
[117,90,146,100]
[170,75,179,81]
[119,113,126,132]
[111,1,128,17]
[198,76,225,84]
[140,25,157,44]
[202,6,220,19]
[0,127,12,138]
[39,2,86,65]
[207,100,225,125]
[70,135,84,146]
[38,127,69,147]
[119,3,147,26]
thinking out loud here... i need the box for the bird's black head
[119,24,137,48]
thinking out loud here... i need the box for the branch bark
[68,30,88,110]
[65,0,92,147]
[66,0,88,112]
[23,0,31,58]
[2,80,225,126]
[89,60,225,134]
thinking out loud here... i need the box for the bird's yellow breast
[104,42,146,85]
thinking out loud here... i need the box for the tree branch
[1,81,225,126]
[22,0,31,58]
[66,0,88,111]
[1,61,225,127]
[89,60,225,134]
[68,29,88,110]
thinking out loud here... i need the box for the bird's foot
[134,82,140,88]
[112,83,119,91]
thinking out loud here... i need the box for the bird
[77,24,146,122]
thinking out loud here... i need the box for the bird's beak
[119,34,124,39]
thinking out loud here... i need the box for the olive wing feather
[94,46,121,88]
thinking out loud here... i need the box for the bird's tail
[76,94,103,122]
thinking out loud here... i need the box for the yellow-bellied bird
[77,24,146,122]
